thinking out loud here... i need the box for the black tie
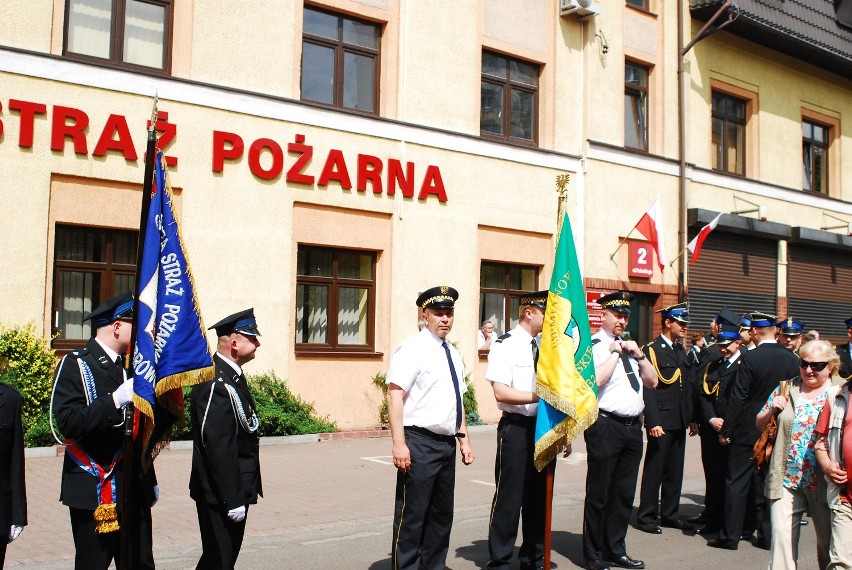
[531,339,539,371]
[441,341,463,433]
[617,338,640,392]
[115,354,125,368]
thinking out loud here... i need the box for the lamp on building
[820,212,852,236]
[731,195,766,221]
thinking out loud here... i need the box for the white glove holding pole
[112,378,134,408]
[9,525,24,543]
[227,505,246,523]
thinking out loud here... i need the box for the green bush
[0,323,58,447]
[372,372,389,429]
[168,371,336,440]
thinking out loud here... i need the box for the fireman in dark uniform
[636,303,692,534]
[837,317,852,380]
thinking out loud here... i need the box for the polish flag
[687,212,722,264]
[633,199,667,272]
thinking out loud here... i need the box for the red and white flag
[686,212,722,264]
[633,199,667,272]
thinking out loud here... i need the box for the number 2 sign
[629,240,653,278]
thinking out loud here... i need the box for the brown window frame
[802,119,829,194]
[479,261,539,353]
[62,0,174,75]
[295,245,377,354]
[626,0,650,10]
[625,61,650,151]
[51,224,138,353]
[300,6,381,116]
[480,50,540,146]
[711,91,747,176]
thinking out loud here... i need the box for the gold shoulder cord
[647,346,682,385]
[702,361,720,396]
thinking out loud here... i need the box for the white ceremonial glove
[227,505,246,523]
[112,379,134,408]
[152,485,160,507]
[9,525,24,543]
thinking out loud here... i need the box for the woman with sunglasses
[756,339,840,569]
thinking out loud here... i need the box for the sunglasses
[799,359,829,372]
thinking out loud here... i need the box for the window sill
[295,349,384,358]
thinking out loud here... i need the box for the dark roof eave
[690,6,852,79]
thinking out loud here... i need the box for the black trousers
[582,413,644,561]
[195,501,248,570]
[392,428,457,570]
[487,414,547,569]
[68,506,154,570]
[637,428,686,524]
[698,425,728,527]
[718,442,769,546]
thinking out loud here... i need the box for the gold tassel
[93,503,120,533]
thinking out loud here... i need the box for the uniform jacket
[720,342,800,445]
[642,335,691,430]
[0,382,27,528]
[838,342,852,380]
[697,350,742,423]
[189,354,262,509]
[52,338,143,509]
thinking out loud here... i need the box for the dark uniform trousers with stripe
[487,413,547,569]
[582,412,644,561]
[392,427,456,570]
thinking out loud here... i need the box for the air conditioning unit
[560,0,600,19]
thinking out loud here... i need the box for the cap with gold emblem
[520,290,548,310]
[658,302,689,324]
[597,291,634,314]
[208,308,261,337]
[776,317,803,336]
[416,286,459,310]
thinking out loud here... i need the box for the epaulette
[70,347,89,357]
[592,338,601,345]
[495,332,512,343]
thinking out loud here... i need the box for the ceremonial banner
[132,152,214,442]
[534,214,598,471]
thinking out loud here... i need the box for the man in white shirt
[582,291,656,570]
[478,320,498,350]
[386,285,475,570]
[486,291,547,570]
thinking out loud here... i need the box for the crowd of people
[2,285,852,570]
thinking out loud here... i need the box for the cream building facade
[0,0,849,429]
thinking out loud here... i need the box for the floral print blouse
[761,385,832,490]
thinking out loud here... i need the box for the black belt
[405,426,456,443]
[599,409,641,426]
[501,411,537,425]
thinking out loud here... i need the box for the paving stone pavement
[4,425,818,569]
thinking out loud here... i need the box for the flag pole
[120,94,159,570]
[668,245,689,268]
[608,230,636,263]
[542,458,557,569]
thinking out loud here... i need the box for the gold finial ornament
[555,174,571,194]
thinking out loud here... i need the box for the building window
[625,61,649,151]
[479,262,539,340]
[802,120,829,193]
[480,51,539,144]
[711,91,746,175]
[296,245,376,352]
[626,0,649,9]
[64,0,172,72]
[52,225,138,349]
[301,6,381,114]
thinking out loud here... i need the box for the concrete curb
[24,423,497,458]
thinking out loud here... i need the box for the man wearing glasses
[709,312,799,551]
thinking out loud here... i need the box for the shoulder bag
[751,379,790,470]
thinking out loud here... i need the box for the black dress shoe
[707,539,738,550]
[753,539,770,550]
[661,518,693,531]
[740,531,754,541]
[800,519,810,526]
[607,554,645,569]
[696,525,721,535]
[585,560,612,570]
[636,522,662,534]
[688,513,708,524]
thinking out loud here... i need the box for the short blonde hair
[797,339,841,375]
